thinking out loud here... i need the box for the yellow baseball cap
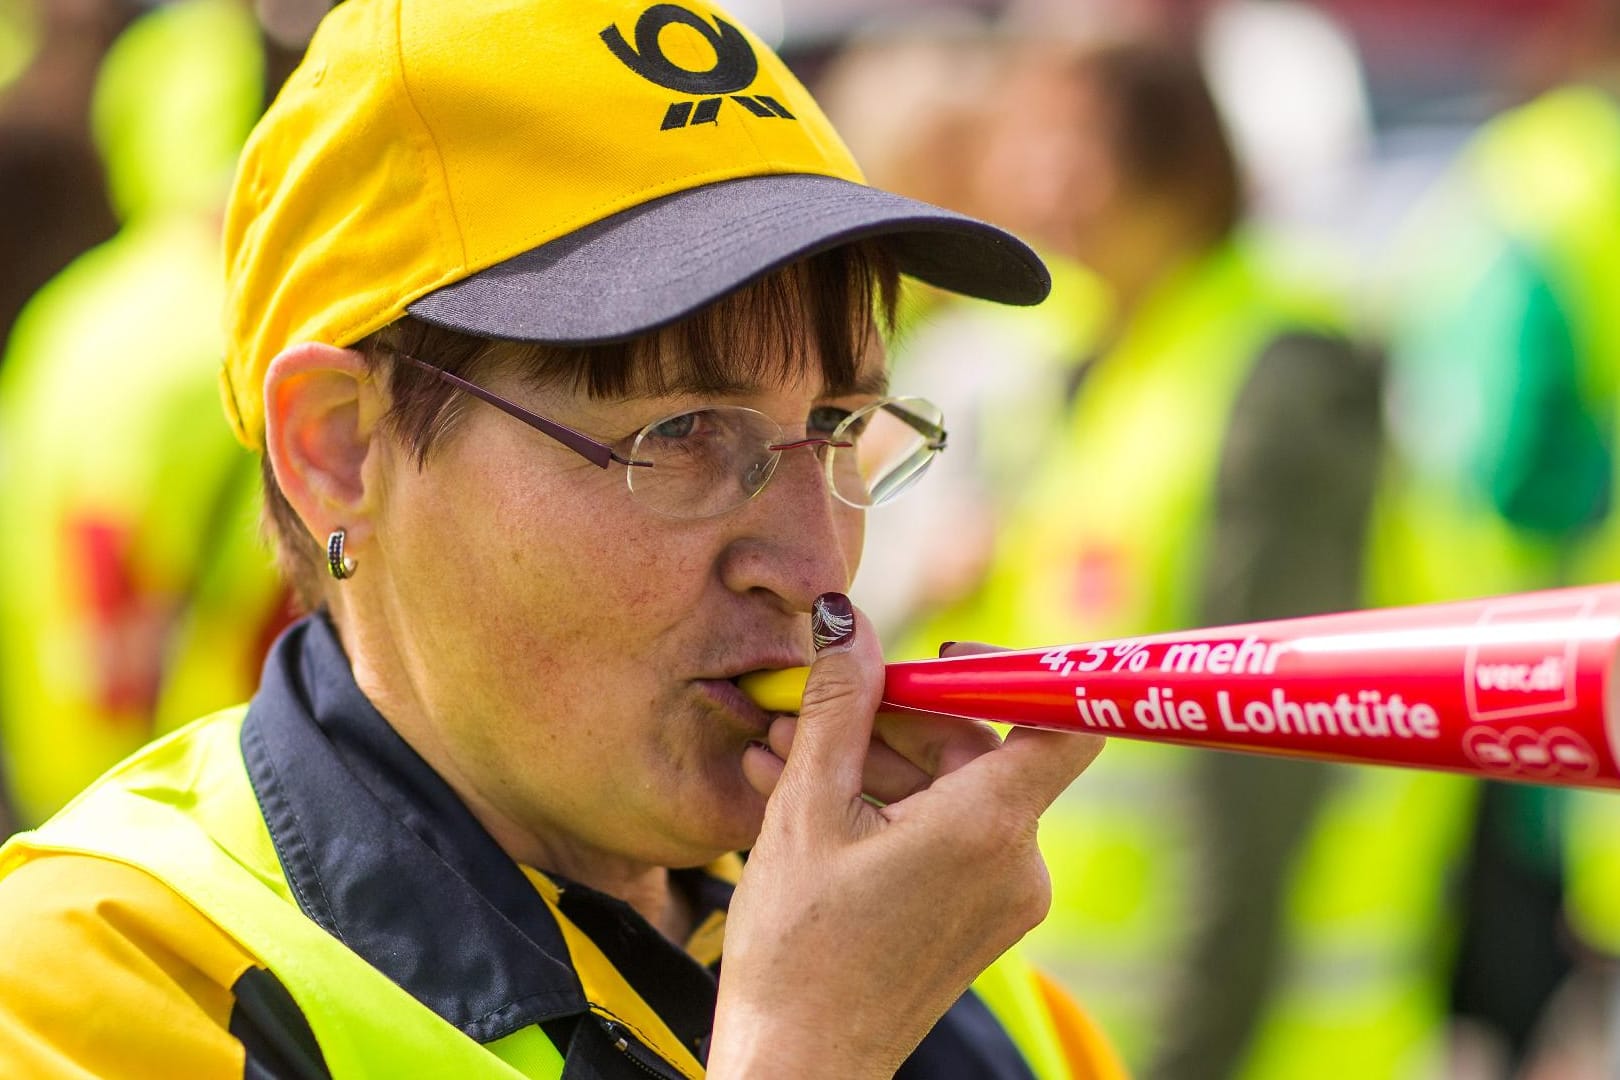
[221,0,1050,447]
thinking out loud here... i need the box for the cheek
[493,497,718,620]
[843,508,867,581]
[394,448,717,653]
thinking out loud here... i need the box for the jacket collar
[241,614,588,1043]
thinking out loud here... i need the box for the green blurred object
[0,0,282,828]
[91,0,263,222]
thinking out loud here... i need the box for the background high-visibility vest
[0,0,286,828]
[1378,83,1620,970]
[909,234,1470,1078]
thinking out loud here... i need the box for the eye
[647,411,700,440]
[808,405,855,437]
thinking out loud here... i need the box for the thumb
[774,592,883,811]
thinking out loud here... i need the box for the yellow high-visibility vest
[1,707,1112,1078]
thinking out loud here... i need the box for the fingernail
[937,641,958,657]
[811,592,856,653]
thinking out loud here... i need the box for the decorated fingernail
[811,592,856,652]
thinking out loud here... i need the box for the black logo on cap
[600,4,796,130]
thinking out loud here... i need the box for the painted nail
[811,592,856,652]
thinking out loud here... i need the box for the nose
[718,441,862,614]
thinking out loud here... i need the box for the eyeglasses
[392,353,947,520]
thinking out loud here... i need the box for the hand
[709,598,1104,1079]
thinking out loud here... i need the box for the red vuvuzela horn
[739,584,1620,789]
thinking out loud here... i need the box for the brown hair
[262,242,899,608]
[1084,41,1244,247]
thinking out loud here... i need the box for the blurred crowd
[3,0,1620,1077]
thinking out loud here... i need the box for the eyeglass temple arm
[394,353,644,469]
[882,401,948,451]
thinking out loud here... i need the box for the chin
[697,792,768,855]
[664,770,768,862]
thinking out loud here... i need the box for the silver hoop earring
[327,529,357,580]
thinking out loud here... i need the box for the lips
[695,650,805,722]
[693,677,778,733]
[687,635,808,735]
[717,652,810,682]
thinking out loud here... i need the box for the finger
[968,726,1107,817]
[871,711,1004,782]
[937,640,1011,659]
[741,739,786,797]
[767,714,940,804]
[932,640,1100,811]
[772,593,884,812]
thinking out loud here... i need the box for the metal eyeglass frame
[390,350,949,505]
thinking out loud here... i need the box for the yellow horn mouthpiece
[737,667,811,713]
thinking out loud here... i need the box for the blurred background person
[0,0,294,832]
[0,0,127,370]
[1373,1,1620,1074]
[0,0,134,840]
[960,41,1463,1080]
[818,28,1112,641]
[839,27,1462,1078]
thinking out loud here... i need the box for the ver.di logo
[600,3,797,130]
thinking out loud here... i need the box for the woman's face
[978,63,1118,262]
[356,335,878,873]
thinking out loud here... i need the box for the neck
[491,815,696,943]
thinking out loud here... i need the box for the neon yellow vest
[1371,85,1620,609]
[0,708,1080,1078]
[0,0,280,828]
[0,214,285,828]
[1471,86,1620,420]
[1377,84,1620,968]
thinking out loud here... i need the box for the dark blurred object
[257,0,331,95]
[1449,782,1574,1064]
[0,0,131,355]
[0,125,116,374]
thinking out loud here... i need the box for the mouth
[693,677,775,735]
[693,654,806,733]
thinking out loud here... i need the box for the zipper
[596,1016,688,1079]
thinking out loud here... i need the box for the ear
[263,342,386,547]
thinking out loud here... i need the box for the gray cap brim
[406,173,1049,344]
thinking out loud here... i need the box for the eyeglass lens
[625,397,945,519]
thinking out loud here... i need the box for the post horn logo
[600,3,797,130]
